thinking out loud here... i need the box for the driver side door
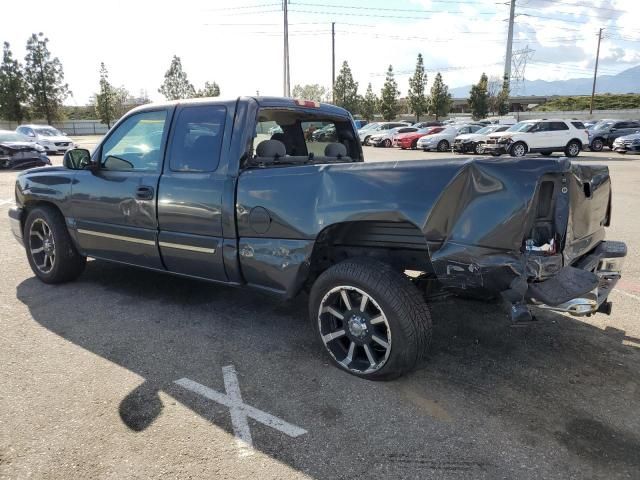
[70,108,172,269]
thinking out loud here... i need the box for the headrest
[324,142,348,158]
[271,132,286,143]
[256,139,286,158]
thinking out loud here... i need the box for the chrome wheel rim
[318,285,391,374]
[475,143,484,154]
[513,144,526,156]
[29,218,55,274]
[568,143,579,156]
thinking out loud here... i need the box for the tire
[490,152,501,157]
[590,138,604,152]
[510,142,527,157]
[473,142,484,155]
[541,151,553,156]
[400,147,406,150]
[309,258,432,381]
[383,139,392,148]
[411,140,418,150]
[363,136,371,146]
[436,140,450,152]
[23,205,86,284]
[565,140,581,157]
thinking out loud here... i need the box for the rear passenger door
[549,121,570,147]
[157,104,229,281]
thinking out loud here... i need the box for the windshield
[360,123,378,131]
[507,122,535,132]
[593,121,614,130]
[476,126,498,134]
[34,127,63,136]
[0,132,31,142]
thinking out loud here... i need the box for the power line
[288,8,497,19]
[522,0,626,14]
[290,2,498,14]
[204,2,280,11]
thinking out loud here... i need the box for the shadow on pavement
[15,260,640,479]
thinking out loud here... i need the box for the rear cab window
[167,105,226,172]
[571,121,585,129]
[247,108,361,168]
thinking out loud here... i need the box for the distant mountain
[450,65,640,98]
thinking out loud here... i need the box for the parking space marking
[0,198,14,207]
[175,365,307,457]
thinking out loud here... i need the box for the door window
[100,110,168,171]
[168,105,226,172]
[550,122,569,131]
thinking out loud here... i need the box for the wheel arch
[21,200,82,254]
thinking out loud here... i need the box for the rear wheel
[310,258,432,380]
[383,139,392,148]
[363,136,371,146]
[565,140,581,157]
[24,206,86,284]
[473,142,484,155]
[437,140,450,152]
[510,142,527,157]
[590,138,604,152]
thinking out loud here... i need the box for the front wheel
[411,140,418,150]
[565,140,581,157]
[24,206,86,284]
[309,258,432,380]
[590,138,604,152]
[437,140,450,152]
[383,139,392,148]
[510,142,527,157]
[363,136,371,146]
[473,142,484,155]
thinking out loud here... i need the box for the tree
[429,72,452,121]
[24,33,69,124]
[158,55,195,100]
[379,65,400,121]
[333,61,359,113]
[95,62,117,128]
[360,83,378,121]
[291,84,326,102]
[487,75,510,116]
[468,72,489,120]
[407,53,428,122]
[0,42,27,122]
[496,75,510,116]
[195,81,221,98]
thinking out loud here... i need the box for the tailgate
[563,164,611,264]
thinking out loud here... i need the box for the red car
[394,127,445,150]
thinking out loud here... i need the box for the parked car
[358,122,411,145]
[417,124,482,152]
[453,125,511,154]
[394,127,443,150]
[588,119,640,151]
[353,120,368,129]
[15,125,74,154]
[9,96,625,380]
[369,126,419,147]
[483,119,589,158]
[268,125,284,135]
[311,124,337,142]
[0,130,51,169]
[612,132,640,154]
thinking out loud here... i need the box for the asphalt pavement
[1,141,639,479]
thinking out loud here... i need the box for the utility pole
[283,0,291,97]
[332,22,336,103]
[590,28,604,115]
[504,0,516,89]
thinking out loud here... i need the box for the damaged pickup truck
[8,97,626,380]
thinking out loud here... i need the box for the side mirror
[63,148,96,171]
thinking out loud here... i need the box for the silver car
[358,122,411,145]
[16,125,75,155]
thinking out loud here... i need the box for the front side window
[100,110,167,171]
[168,105,226,172]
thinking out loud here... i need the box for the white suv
[483,119,588,158]
[16,125,75,154]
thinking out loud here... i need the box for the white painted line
[175,366,307,456]
[613,288,640,303]
[0,199,15,207]
[222,365,254,457]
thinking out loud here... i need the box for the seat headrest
[271,132,286,143]
[324,142,348,158]
[256,139,286,158]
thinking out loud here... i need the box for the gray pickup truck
[8,97,626,380]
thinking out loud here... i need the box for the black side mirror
[63,148,95,170]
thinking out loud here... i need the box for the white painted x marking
[175,365,307,457]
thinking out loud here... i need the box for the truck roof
[128,96,350,117]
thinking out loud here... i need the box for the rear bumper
[528,240,626,316]
[9,206,24,246]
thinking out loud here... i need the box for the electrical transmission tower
[510,46,535,95]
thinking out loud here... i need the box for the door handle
[135,186,154,200]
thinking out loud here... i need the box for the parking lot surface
[1,141,639,479]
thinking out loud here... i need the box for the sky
[2,0,639,105]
